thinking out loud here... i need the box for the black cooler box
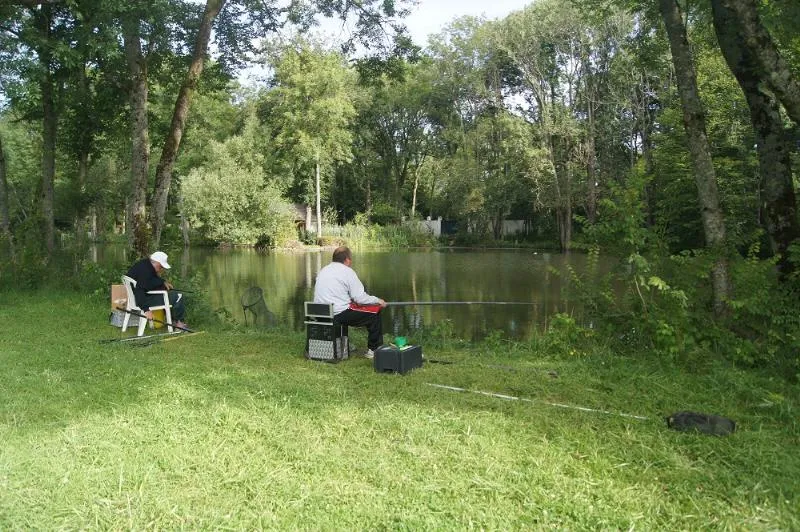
[374,345,423,374]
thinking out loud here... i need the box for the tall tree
[266,40,357,236]
[0,133,15,261]
[710,0,799,277]
[658,0,730,314]
[31,3,58,256]
[360,59,434,216]
[121,3,152,255]
[717,0,800,124]
[150,0,225,248]
[497,0,585,250]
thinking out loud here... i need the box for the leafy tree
[264,39,357,236]
[0,2,76,257]
[496,0,589,250]
[150,0,226,248]
[181,115,294,245]
[356,58,436,218]
[710,0,800,277]
[474,110,550,239]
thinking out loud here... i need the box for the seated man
[126,251,187,329]
[314,246,386,358]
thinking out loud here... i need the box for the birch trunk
[659,0,731,315]
[315,160,322,236]
[411,167,419,218]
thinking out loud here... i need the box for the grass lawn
[1,291,798,529]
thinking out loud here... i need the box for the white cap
[149,251,171,269]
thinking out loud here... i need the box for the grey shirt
[313,262,380,314]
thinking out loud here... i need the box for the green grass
[1,292,798,529]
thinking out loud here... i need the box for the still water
[96,246,608,340]
[191,248,605,340]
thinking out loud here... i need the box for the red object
[349,302,382,313]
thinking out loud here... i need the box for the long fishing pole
[100,329,206,345]
[114,307,195,333]
[387,301,537,306]
[100,329,184,344]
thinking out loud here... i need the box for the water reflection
[90,245,606,340]
[178,248,605,340]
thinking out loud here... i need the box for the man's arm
[347,269,382,306]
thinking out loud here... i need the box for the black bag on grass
[666,411,736,436]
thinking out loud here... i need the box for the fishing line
[387,301,536,306]
[425,383,649,420]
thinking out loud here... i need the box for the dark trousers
[143,291,186,322]
[335,308,383,350]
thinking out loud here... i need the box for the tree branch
[722,0,800,125]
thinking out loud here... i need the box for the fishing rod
[100,329,184,344]
[387,301,537,306]
[100,329,206,345]
[114,307,195,333]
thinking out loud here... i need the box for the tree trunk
[411,167,419,218]
[428,173,436,219]
[178,193,190,248]
[315,160,322,236]
[124,18,150,256]
[659,0,731,315]
[366,177,372,218]
[40,73,57,258]
[0,134,15,262]
[89,207,97,241]
[34,5,56,258]
[641,119,657,227]
[74,56,90,252]
[711,0,800,278]
[151,0,226,248]
[585,104,598,224]
[720,0,800,124]
[74,146,89,239]
[561,202,573,251]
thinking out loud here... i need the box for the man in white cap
[125,251,187,329]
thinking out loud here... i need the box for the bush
[182,151,296,246]
[369,203,401,225]
[319,220,436,249]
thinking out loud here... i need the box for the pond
[97,246,612,340]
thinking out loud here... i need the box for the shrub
[182,145,296,247]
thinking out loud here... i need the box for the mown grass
[1,291,798,529]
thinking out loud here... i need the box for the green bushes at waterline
[316,221,437,249]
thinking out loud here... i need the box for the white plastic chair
[121,275,173,336]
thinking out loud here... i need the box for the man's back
[314,262,356,314]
